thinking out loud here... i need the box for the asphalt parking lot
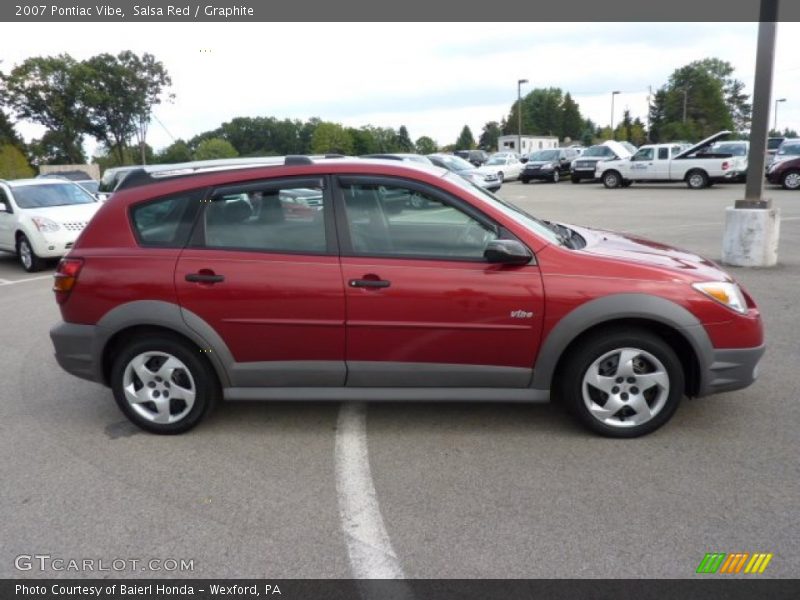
[1,180,798,579]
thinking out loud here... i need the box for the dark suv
[50,157,764,437]
[454,149,489,167]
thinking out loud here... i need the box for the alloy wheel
[582,347,670,429]
[122,351,196,425]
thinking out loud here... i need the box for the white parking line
[335,402,406,579]
[0,275,52,286]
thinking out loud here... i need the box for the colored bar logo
[696,552,773,574]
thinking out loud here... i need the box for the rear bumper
[698,344,765,397]
[50,321,105,384]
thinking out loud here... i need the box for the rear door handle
[349,278,390,289]
[186,272,225,284]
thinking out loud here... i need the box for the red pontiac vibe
[49,157,764,437]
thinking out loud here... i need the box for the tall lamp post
[517,78,528,154]
[610,90,621,138]
[774,97,786,132]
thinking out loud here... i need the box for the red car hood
[569,224,733,282]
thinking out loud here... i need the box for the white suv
[0,179,101,272]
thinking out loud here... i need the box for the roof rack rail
[284,155,313,166]
[113,155,326,192]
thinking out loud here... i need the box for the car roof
[5,178,84,188]
[113,156,449,194]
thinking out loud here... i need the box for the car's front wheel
[558,328,684,438]
[110,335,219,434]
[602,171,622,188]
[552,170,560,183]
[782,170,800,190]
[17,234,45,272]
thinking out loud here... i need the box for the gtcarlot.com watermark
[15,554,194,573]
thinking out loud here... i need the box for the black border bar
[3,0,800,21]
[3,579,800,600]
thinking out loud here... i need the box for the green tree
[414,136,438,154]
[395,125,413,152]
[0,144,34,178]
[311,122,353,155]
[691,58,751,134]
[155,139,193,164]
[478,121,501,151]
[649,62,734,143]
[506,88,567,138]
[1,54,88,163]
[92,143,154,171]
[560,93,583,140]
[347,127,379,155]
[194,138,238,160]
[82,51,172,165]
[455,125,475,150]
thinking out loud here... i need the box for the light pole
[610,91,621,138]
[517,78,528,154]
[774,97,786,132]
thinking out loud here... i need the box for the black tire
[686,169,709,189]
[110,334,220,434]
[552,170,560,183]
[497,172,504,183]
[781,169,800,190]
[621,180,633,188]
[557,327,684,438]
[17,234,45,272]
[602,170,621,189]
[571,175,580,184]
[520,178,529,184]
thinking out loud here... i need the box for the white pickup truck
[595,131,747,189]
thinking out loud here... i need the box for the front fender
[530,293,714,391]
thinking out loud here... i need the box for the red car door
[336,176,544,388]
[174,177,346,387]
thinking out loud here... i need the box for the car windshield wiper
[544,221,575,249]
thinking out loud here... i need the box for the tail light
[722,161,730,170]
[53,258,83,304]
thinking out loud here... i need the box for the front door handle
[349,278,390,289]
[186,272,225,284]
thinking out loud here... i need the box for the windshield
[443,172,562,246]
[768,138,784,151]
[713,143,747,156]
[777,143,800,156]
[79,181,100,194]
[528,150,559,161]
[433,155,474,172]
[13,183,97,208]
[485,157,506,166]
[582,146,614,158]
[99,168,137,193]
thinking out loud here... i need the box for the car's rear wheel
[17,234,45,272]
[558,328,684,438]
[110,335,219,434]
[571,175,581,184]
[782,170,800,190]
[686,169,709,189]
[521,178,529,184]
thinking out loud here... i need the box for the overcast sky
[4,22,800,155]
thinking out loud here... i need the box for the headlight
[540,163,554,170]
[31,216,61,233]
[692,281,748,314]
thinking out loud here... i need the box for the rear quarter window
[131,190,202,247]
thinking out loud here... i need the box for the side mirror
[484,239,532,265]
[520,157,528,164]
